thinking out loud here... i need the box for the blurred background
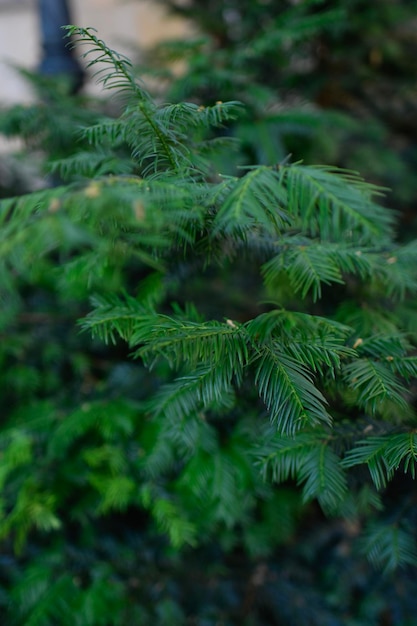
[0,0,187,105]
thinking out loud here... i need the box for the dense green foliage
[144,0,417,221]
[1,21,417,625]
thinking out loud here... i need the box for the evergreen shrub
[1,26,417,625]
